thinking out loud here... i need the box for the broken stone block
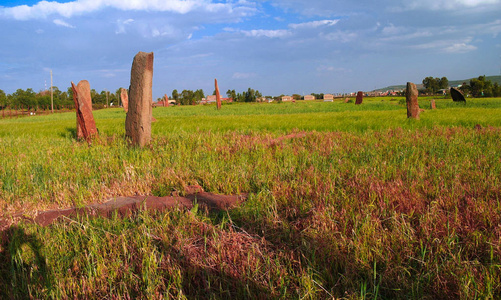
[430,99,436,109]
[71,80,98,142]
[450,87,466,102]
[121,88,129,112]
[125,51,154,147]
[355,91,363,104]
[215,78,221,110]
[406,82,420,119]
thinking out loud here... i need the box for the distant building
[323,94,334,101]
[282,95,293,101]
[304,95,315,100]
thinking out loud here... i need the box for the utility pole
[106,90,109,108]
[50,70,54,113]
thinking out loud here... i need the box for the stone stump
[355,91,363,104]
[450,87,466,102]
[125,51,154,147]
[406,82,420,119]
[344,97,350,103]
[72,80,98,142]
[121,88,129,112]
[215,78,221,110]
[430,99,436,109]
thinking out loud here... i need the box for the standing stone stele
[430,99,436,109]
[121,88,129,112]
[71,80,98,142]
[215,78,221,110]
[355,91,363,105]
[406,82,420,119]
[450,87,466,102]
[125,51,154,147]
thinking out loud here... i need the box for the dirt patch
[0,187,247,230]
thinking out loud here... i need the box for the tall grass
[1,99,501,298]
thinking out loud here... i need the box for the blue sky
[1,0,500,98]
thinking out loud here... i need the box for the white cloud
[232,72,256,79]
[410,37,477,53]
[242,29,291,38]
[319,31,357,43]
[402,0,501,11]
[289,19,339,29]
[53,18,75,28]
[115,18,134,34]
[0,0,242,20]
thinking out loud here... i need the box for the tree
[422,77,440,94]
[0,89,7,108]
[439,77,449,90]
[11,88,37,108]
[226,89,236,100]
[172,89,179,101]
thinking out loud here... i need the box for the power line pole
[50,69,54,113]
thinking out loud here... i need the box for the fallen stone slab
[30,192,246,227]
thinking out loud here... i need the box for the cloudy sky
[1,0,500,98]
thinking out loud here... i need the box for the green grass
[1,98,501,298]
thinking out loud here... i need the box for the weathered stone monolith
[125,51,154,147]
[164,94,169,106]
[355,91,363,104]
[215,78,221,110]
[71,80,98,142]
[406,82,420,119]
[450,87,466,102]
[430,99,436,109]
[121,88,129,112]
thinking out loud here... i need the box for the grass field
[1,97,501,298]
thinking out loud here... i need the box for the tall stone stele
[355,91,363,105]
[125,51,154,147]
[215,78,222,110]
[121,88,129,112]
[71,80,98,143]
[406,82,420,119]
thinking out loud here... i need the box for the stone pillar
[120,88,129,112]
[215,78,221,110]
[164,94,169,106]
[450,87,466,102]
[355,91,363,104]
[430,99,436,109]
[125,51,154,147]
[406,82,420,119]
[71,80,98,142]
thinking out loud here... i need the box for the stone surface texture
[450,87,466,102]
[125,51,154,147]
[120,88,129,112]
[71,80,98,142]
[406,82,420,119]
[215,78,222,110]
[355,91,363,104]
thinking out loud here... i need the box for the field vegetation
[1,97,501,298]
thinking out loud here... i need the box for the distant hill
[374,75,501,92]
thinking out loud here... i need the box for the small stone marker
[430,99,436,109]
[215,78,221,110]
[164,94,169,106]
[125,51,154,147]
[355,91,363,104]
[344,97,350,103]
[406,82,420,119]
[450,87,466,102]
[71,80,98,142]
[120,88,129,112]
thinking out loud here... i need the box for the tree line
[0,87,123,110]
[422,75,501,97]
[167,87,264,105]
